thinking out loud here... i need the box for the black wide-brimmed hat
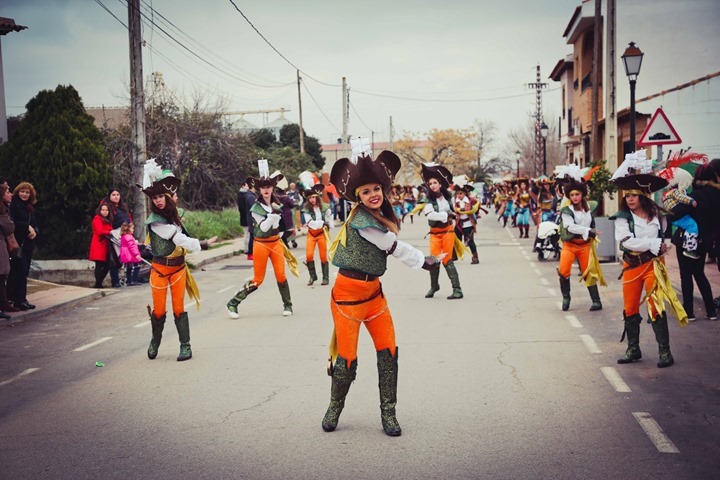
[612,174,668,196]
[247,174,283,190]
[302,184,325,199]
[453,184,474,194]
[141,175,181,198]
[421,163,453,188]
[330,150,401,203]
[561,177,588,197]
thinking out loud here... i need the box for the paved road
[1,214,718,479]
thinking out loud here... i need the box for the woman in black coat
[100,188,133,288]
[8,182,39,310]
[673,164,720,321]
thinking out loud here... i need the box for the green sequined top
[145,212,176,257]
[332,208,389,276]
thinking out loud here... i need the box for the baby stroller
[106,232,152,286]
[533,217,561,261]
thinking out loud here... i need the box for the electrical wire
[352,87,560,103]
[301,81,340,133]
[349,98,373,132]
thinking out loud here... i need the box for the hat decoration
[330,137,401,203]
[611,150,668,195]
[138,159,181,197]
[248,159,283,189]
[421,162,453,188]
[657,150,708,190]
[302,183,325,199]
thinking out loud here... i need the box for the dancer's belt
[622,250,657,269]
[338,268,378,282]
[152,255,185,267]
[308,228,325,237]
[255,235,280,243]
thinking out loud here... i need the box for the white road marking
[539,278,549,285]
[580,334,601,353]
[217,285,235,293]
[134,321,150,328]
[0,368,40,387]
[547,288,557,296]
[73,337,112,352]
[601,367,631,393]
[565,314,583,328]
[85,307,100,310]
[632,412,680,453]
[531,266,541,275]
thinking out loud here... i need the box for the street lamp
[622,41,644,150]
[540,122,549,176]
[515,150,521,177]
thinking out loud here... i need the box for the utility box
[595,217,617,262]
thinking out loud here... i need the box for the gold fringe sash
[456,202,480,216]
[580,237,607,287]
[185,267,201,310]
[280,240,300,278]
[453,233,467,260]
[410,203,426,216]
[329,205,358,261]
[323,226,331,245]
[641,258,688,326]
[328,327,338,369]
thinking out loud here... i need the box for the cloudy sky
[1,0,719,157]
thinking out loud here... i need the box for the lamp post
[515,150,521,177]
[540,122,549,176]
[622,41,644,151]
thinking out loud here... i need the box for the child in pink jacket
[120,222,143,286]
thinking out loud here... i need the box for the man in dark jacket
[237,181,257,260]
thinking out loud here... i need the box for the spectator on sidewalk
[275,185,297,249]
[119,222,143,286]
[671,163,720,321]
[89,203,114,288]
[0,184,16,318]
[237,181,256,260]
[100,189,132,288]
[8,182,38,310]
[288,182,303,231]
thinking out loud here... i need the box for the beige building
[550,1,649,168]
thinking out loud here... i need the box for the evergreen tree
[279,124,325,170]
[0,85,112,258]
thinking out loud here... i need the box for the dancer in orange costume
[301,184,333,285]
[226,161,299,318]
[556,173,604,312]
[142,172,216,361]
[420,163,464,299]
[610,151,688,368]
[322,138,440,437]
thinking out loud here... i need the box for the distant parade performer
[515,178,532,238]
[420,163,464,299]
[452,183,481,265]
[226,160,299,318]
[301,183,333,286]
[611,151,688,368]
[322,138,440,436]
[140,165,216,361]
[556,168,605,312]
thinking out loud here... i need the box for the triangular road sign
[637,108,682,146]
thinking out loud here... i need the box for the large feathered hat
[138,159,181,197]
[611,150,668,195]
[556,164,588,196]
[247,159,283,189]
[421,163,453,188]
[330,137,401,203]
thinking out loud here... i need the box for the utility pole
[528,64,547,177]
[296,69,305,154]
[605,0,618,215]
[129,0,147,238]
[389,116,394,150]
[342,77,348,157]
[590,0,602,164]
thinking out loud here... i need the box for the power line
[301,81,340,133]
[349,96,373,132]
[352,87,559,103]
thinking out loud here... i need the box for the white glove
[267,213,281,228]
[309,219,324,230]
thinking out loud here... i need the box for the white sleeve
[614,217,662,255]
[357,228,425,269]
[151,223,201,253]
[562,212,591,240]
[324,208,334,228]
[423,204,448,222]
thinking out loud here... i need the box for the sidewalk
[2,237,247,327]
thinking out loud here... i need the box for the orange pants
[558,239,591,279]
[430,226,455,266]
[306,229,328,263]
[331,274,396,364]
[622,259,662,317]
[150,263,187,318]
[252,236,287,285]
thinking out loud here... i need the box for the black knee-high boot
[322,355,357,432]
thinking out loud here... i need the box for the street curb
[1,289,117,328]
